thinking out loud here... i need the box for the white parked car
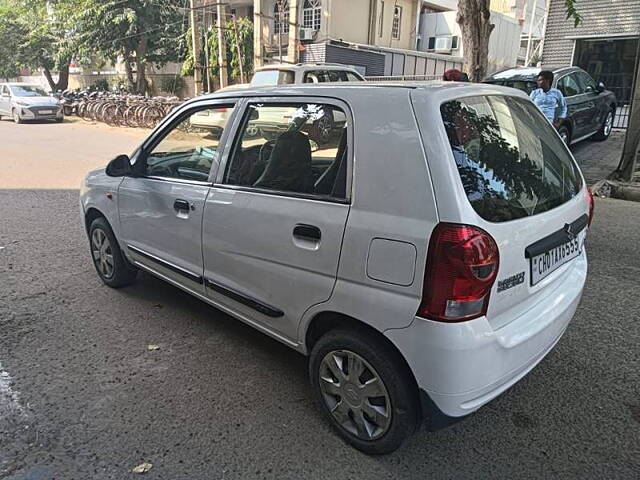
[0,83,63,123]
[250,63,365,86]
[80,83,592,454]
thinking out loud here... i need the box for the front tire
[12,109,22,124]
[592,108,614,141]
[309,328,419,455]
[558,124,571,146]
[88,217,137,288]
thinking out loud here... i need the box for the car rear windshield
[251,70,295,86]
[441,95,583,222]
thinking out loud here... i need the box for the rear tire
[592,108,614,141]
[309,328,419,455]
[88,217,137,288]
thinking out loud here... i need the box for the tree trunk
[135,37,148,95]
[457,0,494,82]
[42,66,57,91]
[124,60,135,91]
[617,43,640,181]
[55,63,70,91]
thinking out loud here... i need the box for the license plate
[530,232,585,285]
[39,109,53,114]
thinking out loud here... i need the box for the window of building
[392,5,402,40]
[378,1,384,37]
[274,0,289,34]
[451,35,459,49]
[302,0,322,31]
[427,37,436,50]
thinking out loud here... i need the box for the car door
[0,85,10,115]
[576,71,603,134]
[556,72,589,137]
[201,97,352,343]
[117,101,237,294]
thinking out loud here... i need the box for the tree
[74,0,186,94]
[457,0,583,82]
[182,17,253,90]
[0,0,75,90]
[0,3,23,80]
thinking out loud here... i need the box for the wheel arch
[84,207,107,235]
[305,310,434,423]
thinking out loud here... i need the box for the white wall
[418,10,522,74]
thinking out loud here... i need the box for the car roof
[485,66,583,82]
[255,63,360,73]
[191,81,529,104]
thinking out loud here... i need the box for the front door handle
[174,199,191,212]
[293,224,321,241]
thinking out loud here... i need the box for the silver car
[80,83,591,454]
[0,83,64,123]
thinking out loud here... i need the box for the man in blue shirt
[529,70,568,129]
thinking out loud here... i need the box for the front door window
[142,106,235,182]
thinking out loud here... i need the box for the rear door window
[440,95,582,222]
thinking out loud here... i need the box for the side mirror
[597,82,605,93]
[106,154,132,177]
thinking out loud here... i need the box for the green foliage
[91,78,110,91]
[158,74,185,94]
[564,0,582,27]
[207,18,253,85]
[73,0,187,93]
[0,3,23,79]
[0,0,76,88]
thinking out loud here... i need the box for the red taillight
[587,187,595,227]
[417,223,499,322]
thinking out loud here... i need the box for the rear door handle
[174,199,191,212]
[293,224,321,241]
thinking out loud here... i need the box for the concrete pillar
[287,0,299,64]
[190,0,203,96]
[217,2,228,88]
[253,0,266,68]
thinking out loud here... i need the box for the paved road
[0,118,148,189]
[1,121,639,479]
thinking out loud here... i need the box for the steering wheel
[148,164,173,177]
[258,139,276,166]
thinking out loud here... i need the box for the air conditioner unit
[434,36,453,53]
[300,28,315,41]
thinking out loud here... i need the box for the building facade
[541,0,640,109]
[416,1,524,74]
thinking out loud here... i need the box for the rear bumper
[386,252,587,418]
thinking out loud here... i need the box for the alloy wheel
[13,111,20,124]
[91,228,115,279]
[604,111,613,136]
[318,350,392,441]
[318,116,332,141]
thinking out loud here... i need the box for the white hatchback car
[80,83,592,454]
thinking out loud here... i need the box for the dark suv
[484,66,617,145]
